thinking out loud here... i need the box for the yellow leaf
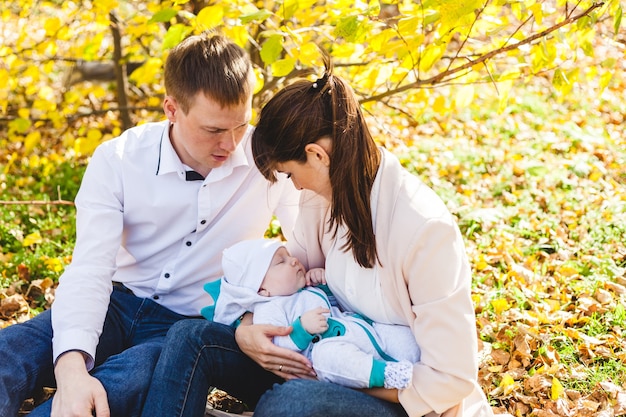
[24,131,41,154]
[369,29,396,53]
[397,16,420,37]
[33,98,56,113]
[223,26,248,48]
[599,71,612,93]
[419,44,446,72]
[44,17,62,36]
[474,255,488,271]
[499,373,514,388]
[551,377,564,400]
[491,298,510,314]
[297,42,321,67]
[438,0,483,31]
[87,128,103,142]
[589,168,602,181]
[44,258,64,273]
[545,299,560,312]
[432,95,447,114]
[556,265,578,277]
[498,80,513,113]
[530,3,543,25]
[129,58,163,85]
[499,373,518,395]
[23,232,43,247]
[196,5,224,30]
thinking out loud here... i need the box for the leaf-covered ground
[2,36,626,417]
[388,53,626,414]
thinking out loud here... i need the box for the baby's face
[258,247,307,297]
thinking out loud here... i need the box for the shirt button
[186,241,192,246]
[164,273,170,278]
[153,295,159,300]
[200,220,206,225]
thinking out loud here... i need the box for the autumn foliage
[1,1,625,415]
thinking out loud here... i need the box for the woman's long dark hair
[252,53,381,268]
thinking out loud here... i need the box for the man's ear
[163,96,178,122]
[304,143,330,167]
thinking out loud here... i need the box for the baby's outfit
[201,238,420,389]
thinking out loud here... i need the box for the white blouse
[324,156,407,326]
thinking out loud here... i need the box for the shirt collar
[155,122,251,181]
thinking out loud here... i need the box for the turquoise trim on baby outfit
[370,359,386,388]
[200,279,222,321]
[290,317,316,350]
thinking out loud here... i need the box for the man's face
[164,92,252,175]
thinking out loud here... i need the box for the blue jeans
[254,379,410,417]
[141,319,282,417]
[0,286,188,417]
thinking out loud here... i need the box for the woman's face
[275,140,332,200]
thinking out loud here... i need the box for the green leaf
[280,0,299,20]
[9,118,31,135]
[148,8,178,24]
[240,9,273,24]
[260,35,283,65]
[333,15,369,42]
[163,24,193,50]
[615,6,623,35]
[334,15,359,40]
[527,165,549,177]
[428,0,483,30]
[270,58,295,77]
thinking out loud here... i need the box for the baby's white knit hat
[213,238,283,325]
[222,238,284,291]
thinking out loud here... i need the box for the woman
[244,55,494,416]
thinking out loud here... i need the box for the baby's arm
[283,306,329,351]
[300,306,330,335]
[306,267,327,286]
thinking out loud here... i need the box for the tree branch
[360,2,604,104]
[110,11,133,131]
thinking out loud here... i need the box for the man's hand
[300,307,329,335]
[235,316,316,380]
[52,351,110,417]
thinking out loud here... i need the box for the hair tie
[311,73,329,91]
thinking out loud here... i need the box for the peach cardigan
[287,149,494,417]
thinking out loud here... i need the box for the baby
[201,238,420,390]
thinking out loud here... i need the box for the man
[0,33,299,417]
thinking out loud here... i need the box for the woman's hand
[235,318,317,380]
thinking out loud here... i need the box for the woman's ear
[304,142,330,167]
